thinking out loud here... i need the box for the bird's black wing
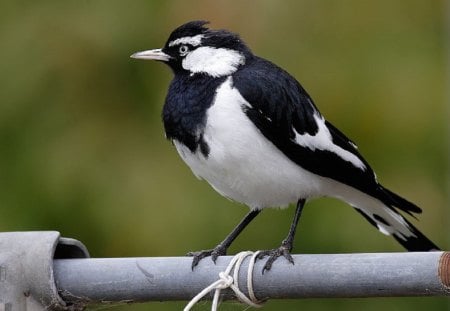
[232,57,394,203]
[232,57,432,251]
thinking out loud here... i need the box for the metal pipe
[0,231,90,311]
[54,252,450,306]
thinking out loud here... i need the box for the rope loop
[184,251,265,311]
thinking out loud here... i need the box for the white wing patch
[293,114,366,170]
[182,47,245,78]
[168,34,204,47]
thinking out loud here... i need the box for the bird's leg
[257,199,306,273]
[187,209,261,270]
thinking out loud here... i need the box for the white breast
[173,77,334,209]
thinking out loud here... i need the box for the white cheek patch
[182,47,245,77]
[294,114,366,170]
[168,34,204,47]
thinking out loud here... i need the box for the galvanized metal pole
[0,232,89,311]
[54,252,450,308]
[1,232,449,311]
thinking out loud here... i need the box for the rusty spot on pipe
[439,252,450,289]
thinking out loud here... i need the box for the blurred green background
[0,0,448,310]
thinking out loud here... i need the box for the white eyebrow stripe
[168,34,205,47]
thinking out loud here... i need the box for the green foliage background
[0,0,448,310]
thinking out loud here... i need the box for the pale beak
[130,48,171,61]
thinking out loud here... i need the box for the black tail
[379,186,440,251]
[392,215,440,251]
[354,185,440,252]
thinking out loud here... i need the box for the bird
[131,20,440,272]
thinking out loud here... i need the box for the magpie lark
[131,21,440,272]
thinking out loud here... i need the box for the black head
[131,21,252,77]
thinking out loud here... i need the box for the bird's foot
[257,243,294,274]
[187,244,227,270]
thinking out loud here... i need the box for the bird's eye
[179,45,189,55]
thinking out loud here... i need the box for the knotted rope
[184,251,264,310]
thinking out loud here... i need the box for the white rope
[184,251,264,311]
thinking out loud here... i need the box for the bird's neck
[163,74,227,155]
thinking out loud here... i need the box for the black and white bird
[131,21,440,271]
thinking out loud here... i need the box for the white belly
[172,77,336,209]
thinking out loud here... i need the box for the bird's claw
[187,245,227,270]
[257,245,294,273]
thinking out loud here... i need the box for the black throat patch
[163,73,227,157]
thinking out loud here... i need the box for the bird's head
[131,21,252,77]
